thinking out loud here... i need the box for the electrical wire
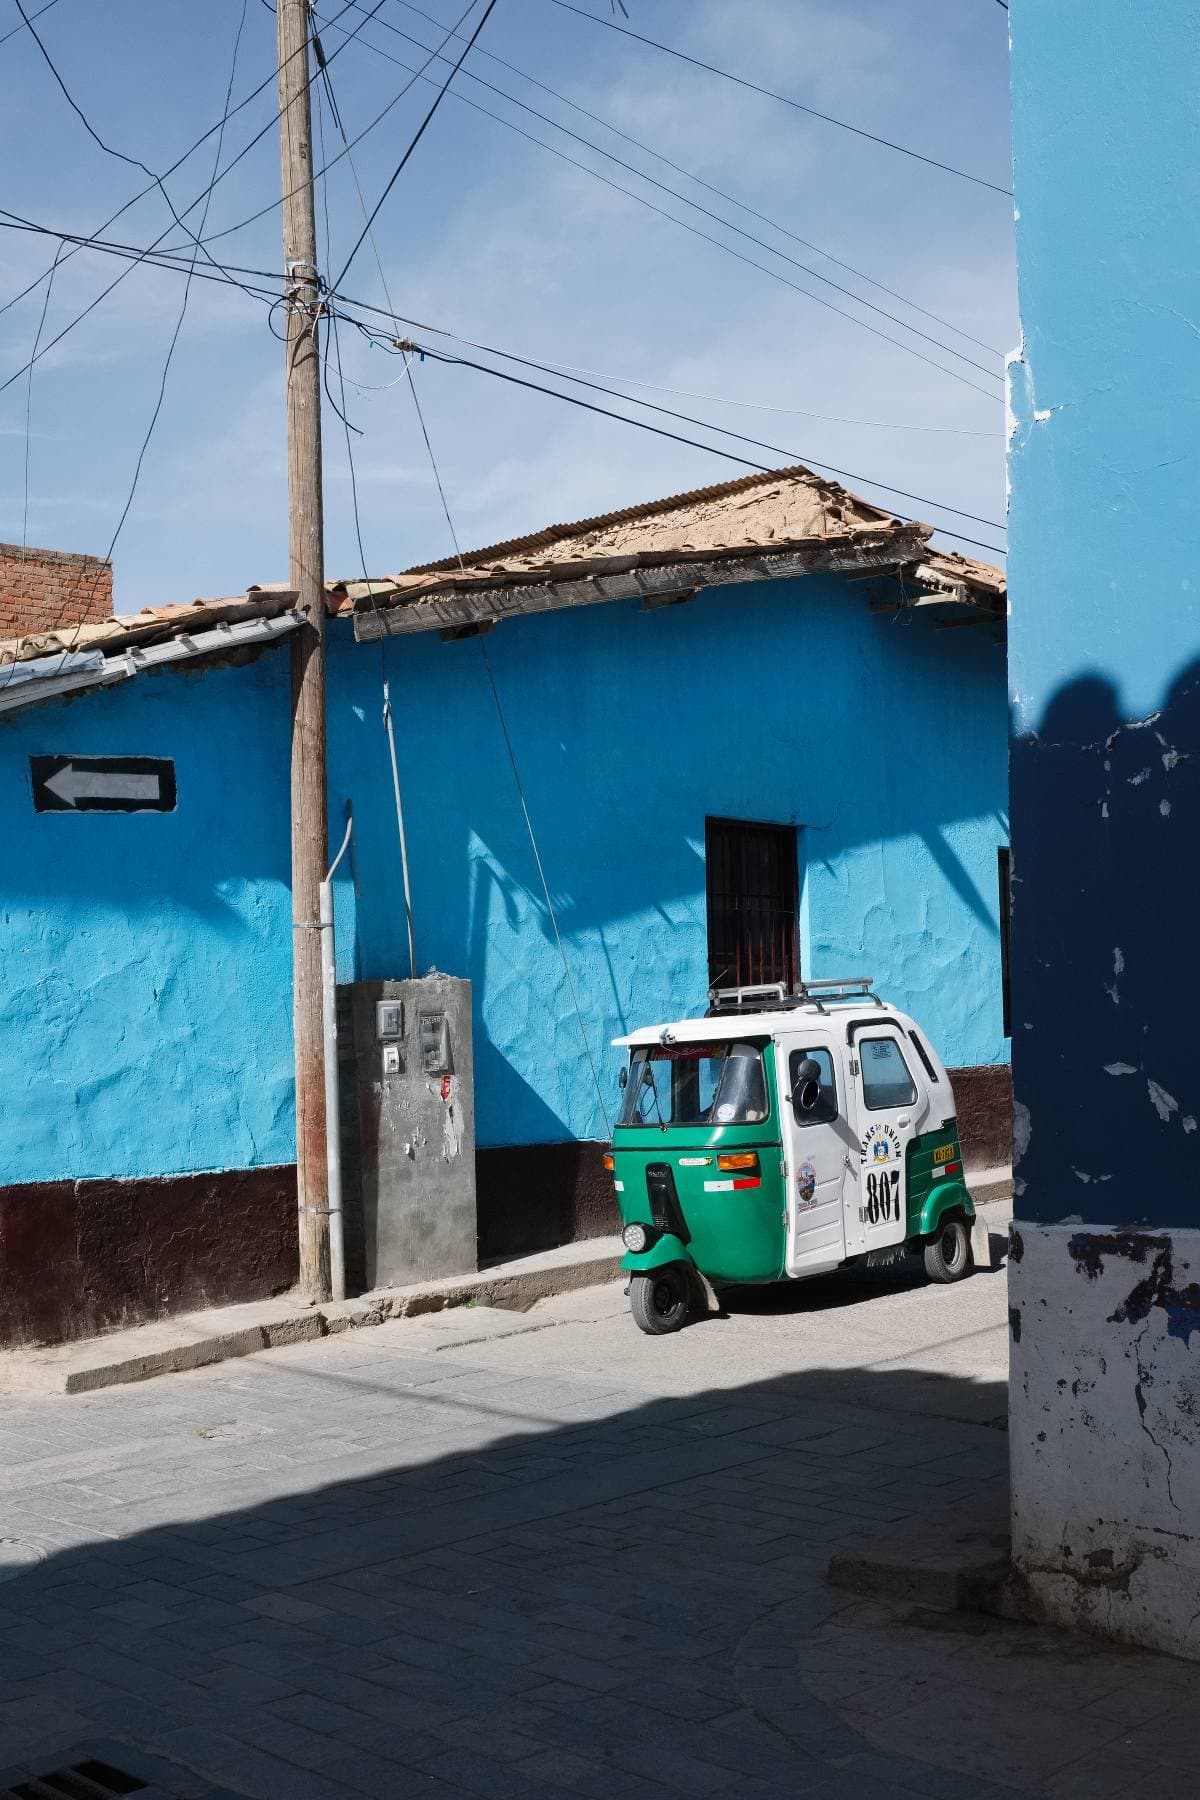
[165,0,481,256]
[332,312,1005,554]
[0,210,287,289]
[0,0,58,49]
[404,358,617,1136]
[314,7,1001,401]
[330,0,499,291]
[20,244,64,566]
[325,283,1000,443]
[428,352,1000,437]
[401,336,1007,548]
[477,628,615,1138]
[548,0,1013,197]
[0,0,384,383]
[11,0,245,285]
[387,0,999,358]
[0,0,340,320]
[325,298,1006,546]
[332,0,1002,379]
[0,206,1000,440]
[13,0,253,683]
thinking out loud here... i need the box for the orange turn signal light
[717,1152,760,1173]
[603,1152,615,1173]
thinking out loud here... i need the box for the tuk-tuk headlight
[623,1222,649,1253]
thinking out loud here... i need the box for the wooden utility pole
[276,0,330,1302]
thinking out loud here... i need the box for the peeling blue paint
[1009,0,1200,1229]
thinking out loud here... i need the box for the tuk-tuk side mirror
[618,1065,629,1091]
[792,1057,822,1113]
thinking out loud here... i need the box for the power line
[169,1,481,256]
[20,244,64,565]
[0,199,1007,442]
[548,0,1013,197]
[314,10,1001,402]
[330,0,1002,381]
[333,312,1006,554]
[0,0,392,397]
[0,211,1001,443]
[322,275,998,438]
[7,0,253,680]
[405,334,1007,537]
[389,0,1000,356]
[0,210,286,287]
[0,0,58,50]
[0,0,378,328]
[330,0,499,291]
[11,0,239,285]
[326,285,1006,529]
[419,347,1000,437]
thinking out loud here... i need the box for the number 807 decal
[861,1168,901,1223]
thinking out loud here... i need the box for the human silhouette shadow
[1010,658,1200,1218]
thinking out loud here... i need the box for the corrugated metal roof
[0,586,300,668]
[0,464,1005,695]
[396,464,898,576]
[334,464,920,614]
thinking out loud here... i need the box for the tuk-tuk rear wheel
[923,1216,972,1284]
[630,1266,694,1335]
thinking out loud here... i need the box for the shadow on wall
[0,1349,1015,1797]
[1010,657,1200,1224]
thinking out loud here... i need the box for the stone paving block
[607,1735,738,1796]
[509,1746,628,1796]
[151,1724,356,1799]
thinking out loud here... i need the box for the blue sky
[0,0,1014,612]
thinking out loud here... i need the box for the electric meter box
[337,974,477,1290]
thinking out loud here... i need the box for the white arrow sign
[42,762,161,808]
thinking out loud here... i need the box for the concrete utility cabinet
[338,975,477,1290]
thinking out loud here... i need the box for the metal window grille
[998,846,1012,1038]
[705,817,799,993]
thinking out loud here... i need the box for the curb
[53,1248,623,1396]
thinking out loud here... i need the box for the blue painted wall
[1008,0,1200,1226]
[0,655,294,1185]
[0,571,1008,1187]
[334,571,1010,1144]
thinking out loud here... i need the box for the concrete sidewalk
[0,1236,623,1398]
[2,1174,1012,1401]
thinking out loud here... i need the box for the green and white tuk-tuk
[607,978,978,1334]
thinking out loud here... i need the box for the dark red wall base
[0,1166,297,1350]
[0,1068,1011,1349]
[476,1141,615,1263]
[951,1063,1013,1172]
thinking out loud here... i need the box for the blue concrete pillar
[1008,0,1200,1656]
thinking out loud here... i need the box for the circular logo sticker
[796,1159,817,1205]
[861,1122,902,1167]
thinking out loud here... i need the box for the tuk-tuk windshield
[617,1041,769,1128]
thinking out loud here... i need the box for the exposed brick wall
[0,542,113,639]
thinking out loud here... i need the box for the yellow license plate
[933,1144,955,1165]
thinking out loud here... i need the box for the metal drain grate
[0,1760,147,1799]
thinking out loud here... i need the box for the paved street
[3,1224,1199,1800]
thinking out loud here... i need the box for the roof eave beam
[352,535,927,642]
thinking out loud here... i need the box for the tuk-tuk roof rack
[707,977,882,1016]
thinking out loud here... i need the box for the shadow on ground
[0,1319,1193,1800]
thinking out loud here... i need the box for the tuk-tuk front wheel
[923,1216,972,1284]
[630,1266,694,1335]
